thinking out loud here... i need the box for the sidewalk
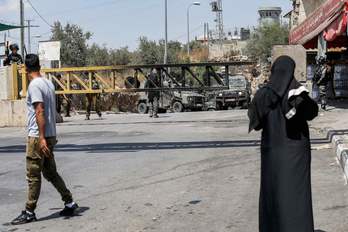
[310,105,348,183]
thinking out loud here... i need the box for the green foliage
[246,23,289,62]
[86,43,110,66]
[51,21,92,67]
[133,37,161,64]
[51,21,206,67]
[133,37,185,64]
[86,44,133,66]
[109,47,133,65]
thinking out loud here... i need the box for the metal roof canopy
[289,0,347,45]
[0,22,23,32]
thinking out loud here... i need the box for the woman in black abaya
[248,56,318,232]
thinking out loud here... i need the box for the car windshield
[229,76,246,89]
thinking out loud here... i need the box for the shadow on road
[38,206,89,222]
[315,230,327,232]
[0,129,347,154]
[59,119,243,127]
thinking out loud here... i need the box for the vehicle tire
[216,102,223,111]
[241,101,249,109]
[137,102,148,114]
[173,101,184,113]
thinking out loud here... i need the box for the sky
[0,0,292,51]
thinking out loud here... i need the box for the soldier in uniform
[86,75,102,120]
[145,69,160,118]
[55,74,72,117]
[313,57,333,110]
[3,43,23,66]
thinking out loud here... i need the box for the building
[289,0,348,98]
[258,7,282,25]
[289,0,327,28]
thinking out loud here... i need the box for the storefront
[290,0,348,98]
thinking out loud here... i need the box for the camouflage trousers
[149,97,159,117]
[26,137,73,212]
[318,85,328,106]
[86,94,101,117]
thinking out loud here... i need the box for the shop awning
[0,22,23,32]
[289,0,348,45]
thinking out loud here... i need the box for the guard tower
[258,7,282,25]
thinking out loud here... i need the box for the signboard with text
[38,41,61,61]
[290,0,345,45]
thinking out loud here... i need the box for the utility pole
[164,0,168,64]
[206,23,210,60]
[26,20,33,54]
[20,0,25,57]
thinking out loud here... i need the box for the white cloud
[0,0,19,14]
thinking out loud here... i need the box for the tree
[109,47,133,65]
[133,37,161,64]
[86,43,110,66]
[133,37,184,65]
[246,23,289,62]
[51,21,92,67]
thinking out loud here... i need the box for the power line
[173,25,204,41]
[26,0,52,28]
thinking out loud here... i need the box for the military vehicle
[137,91,205,114]
[206,75,251,110]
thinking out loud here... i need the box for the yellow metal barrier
[17,62,255,98]
[19,65,139,97]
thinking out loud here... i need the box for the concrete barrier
[0,100,26,127]
[0,66,13,100]
[331,134,348,184]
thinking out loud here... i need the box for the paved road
[0,111,347,232]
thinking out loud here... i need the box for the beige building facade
[291,0,327,28]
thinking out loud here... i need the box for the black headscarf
[268,56,296,98]
[248,56,310,132]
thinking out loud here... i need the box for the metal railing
[17,61,255,98]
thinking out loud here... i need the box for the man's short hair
[25,54,41,72]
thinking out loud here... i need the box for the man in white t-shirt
[11,54,78,225]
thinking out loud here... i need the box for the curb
[330,132,348,184]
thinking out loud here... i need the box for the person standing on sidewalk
[145,69,160,118]
[313,56,333,110]
[11,54,78,225]
[248,56,318,232]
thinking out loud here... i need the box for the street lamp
[164,0,168,64]
[187,1,201,59]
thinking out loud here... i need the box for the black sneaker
[60,202,79,216]
[85,116,90,120]
[11,211,37,225]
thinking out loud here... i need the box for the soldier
[86,75,102,120]
[145,69,160,118]
[313,57,333,110]
[11,54,78,225]
[55,74,72,117]
[3,43,23,66]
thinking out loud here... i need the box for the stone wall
[272,45,307,82]
[208,41,247,61]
